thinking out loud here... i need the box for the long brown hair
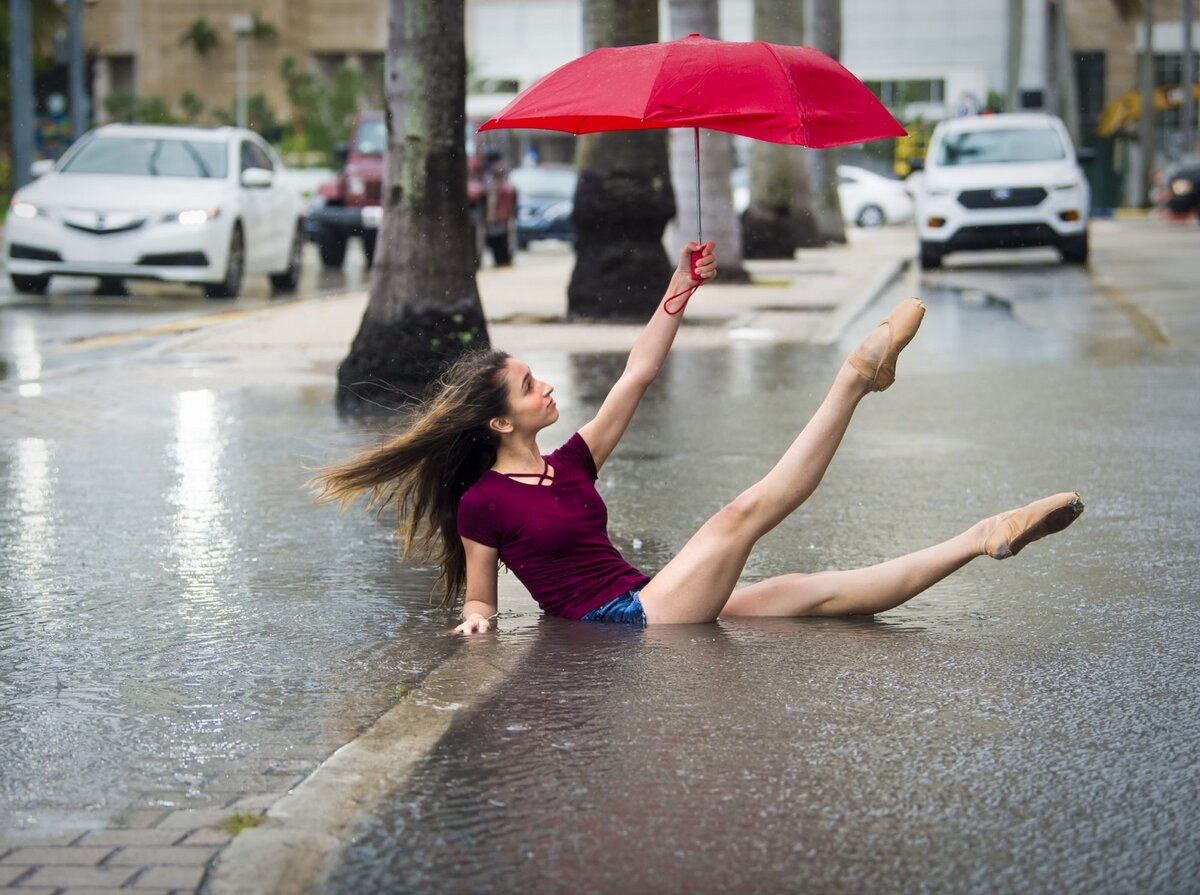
[311,350,511,604]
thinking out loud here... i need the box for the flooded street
[1,381,461,833]
[2,230,1198,891]
[323,273,1200,893]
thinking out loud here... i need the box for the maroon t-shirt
[456,432,651,620]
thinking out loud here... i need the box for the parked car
[910,112,1091,269]
[730,164,912,227]
[4,123,304,298]
[1153,156,1200,221]
[305,112,519,268]
[508,164,577,247]
[837,165,914,227]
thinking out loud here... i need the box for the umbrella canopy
[478,33,905,147]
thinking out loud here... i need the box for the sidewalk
[164,226,916,380]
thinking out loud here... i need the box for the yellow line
[1094,281,1170,346]
[54,288,368,354]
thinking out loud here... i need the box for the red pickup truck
[304,112,518,268]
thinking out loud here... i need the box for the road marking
[57,306,268,353]
[55,290,364,355]
[1094,281,1170,346]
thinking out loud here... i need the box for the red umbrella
[479,33,904,253]
[480,33,903,148]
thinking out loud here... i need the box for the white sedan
[837,165,914,227]
[4,123,304,298]
[731,164,914,227]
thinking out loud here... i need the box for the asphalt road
[0,241,371,386]
[320,253,1200,895]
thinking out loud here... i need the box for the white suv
[912,113,1090,269]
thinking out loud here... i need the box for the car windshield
[355,120,386,155]
[937,128,1067,166]
[60,136,229,178]
[509,167,577,198]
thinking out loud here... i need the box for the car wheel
[95,277,128,296]
[856,204,886,228]
[470,211,485,270]
[318,233,347,269]
[269,224,304,295]
[10,274,50,295]
[362,231,377,268]
[1060,231,1089,266]
[204,224,245,299]
[488,232,513,267]
[919,241,944,271]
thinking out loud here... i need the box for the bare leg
[639,362,873,624]
[639,300,923,625]
[720,523,986,618]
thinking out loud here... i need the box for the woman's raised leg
[639,298,925,625]
[720,491,1085,618]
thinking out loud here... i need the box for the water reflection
[6,437,57,585]
[170,389,232,605]
[9,316,43,382]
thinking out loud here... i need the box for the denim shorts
[580,588,647,626]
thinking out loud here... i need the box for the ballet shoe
[848,297,925,392]
[982,492,1085,559]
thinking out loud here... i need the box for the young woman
[314,242,1083,633]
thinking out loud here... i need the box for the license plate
[362,206,383,228]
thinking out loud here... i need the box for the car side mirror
[1077,148,1096,166]
[333,141,349,165]
[241,167,274,188]
[907,157,925,172]
[30,159,55,178]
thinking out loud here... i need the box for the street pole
[68,0,90,141]
[1139,0,1155,206]
[1044,0,1059,117]
[1183,0,1196,156]
[229,14,253,130]
[1006,0,1023,112]
[9,0,36,191]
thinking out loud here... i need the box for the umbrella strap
[663,280,704,316]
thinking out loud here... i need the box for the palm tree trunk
[666,0,750,282]
[568,0,676,319]
[336,0,489,412]
[808,0,846,244]
[744,0,819,257]
[1006,0,1024,112]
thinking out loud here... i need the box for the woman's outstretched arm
[579,241,716,471]
[454,537,499,635]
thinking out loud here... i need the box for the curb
[203,609,539,895]
[812,251,912,345]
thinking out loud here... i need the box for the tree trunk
[808,0,846,244]
[336,0,489,412]
[568,0,675,319]
[744,0,819,257]
[666,0,750,282]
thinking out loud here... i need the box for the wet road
[2,236,1197,891]
[0,242,371,387]
[322,267,1200,893]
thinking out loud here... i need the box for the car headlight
[1054,180,1082,191]
[544,201,572,220]
[347,176,365,196]
[923,188,949,198]
[163,208,221,225]
[9,199,42,219]
[1171,178,1195,197]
